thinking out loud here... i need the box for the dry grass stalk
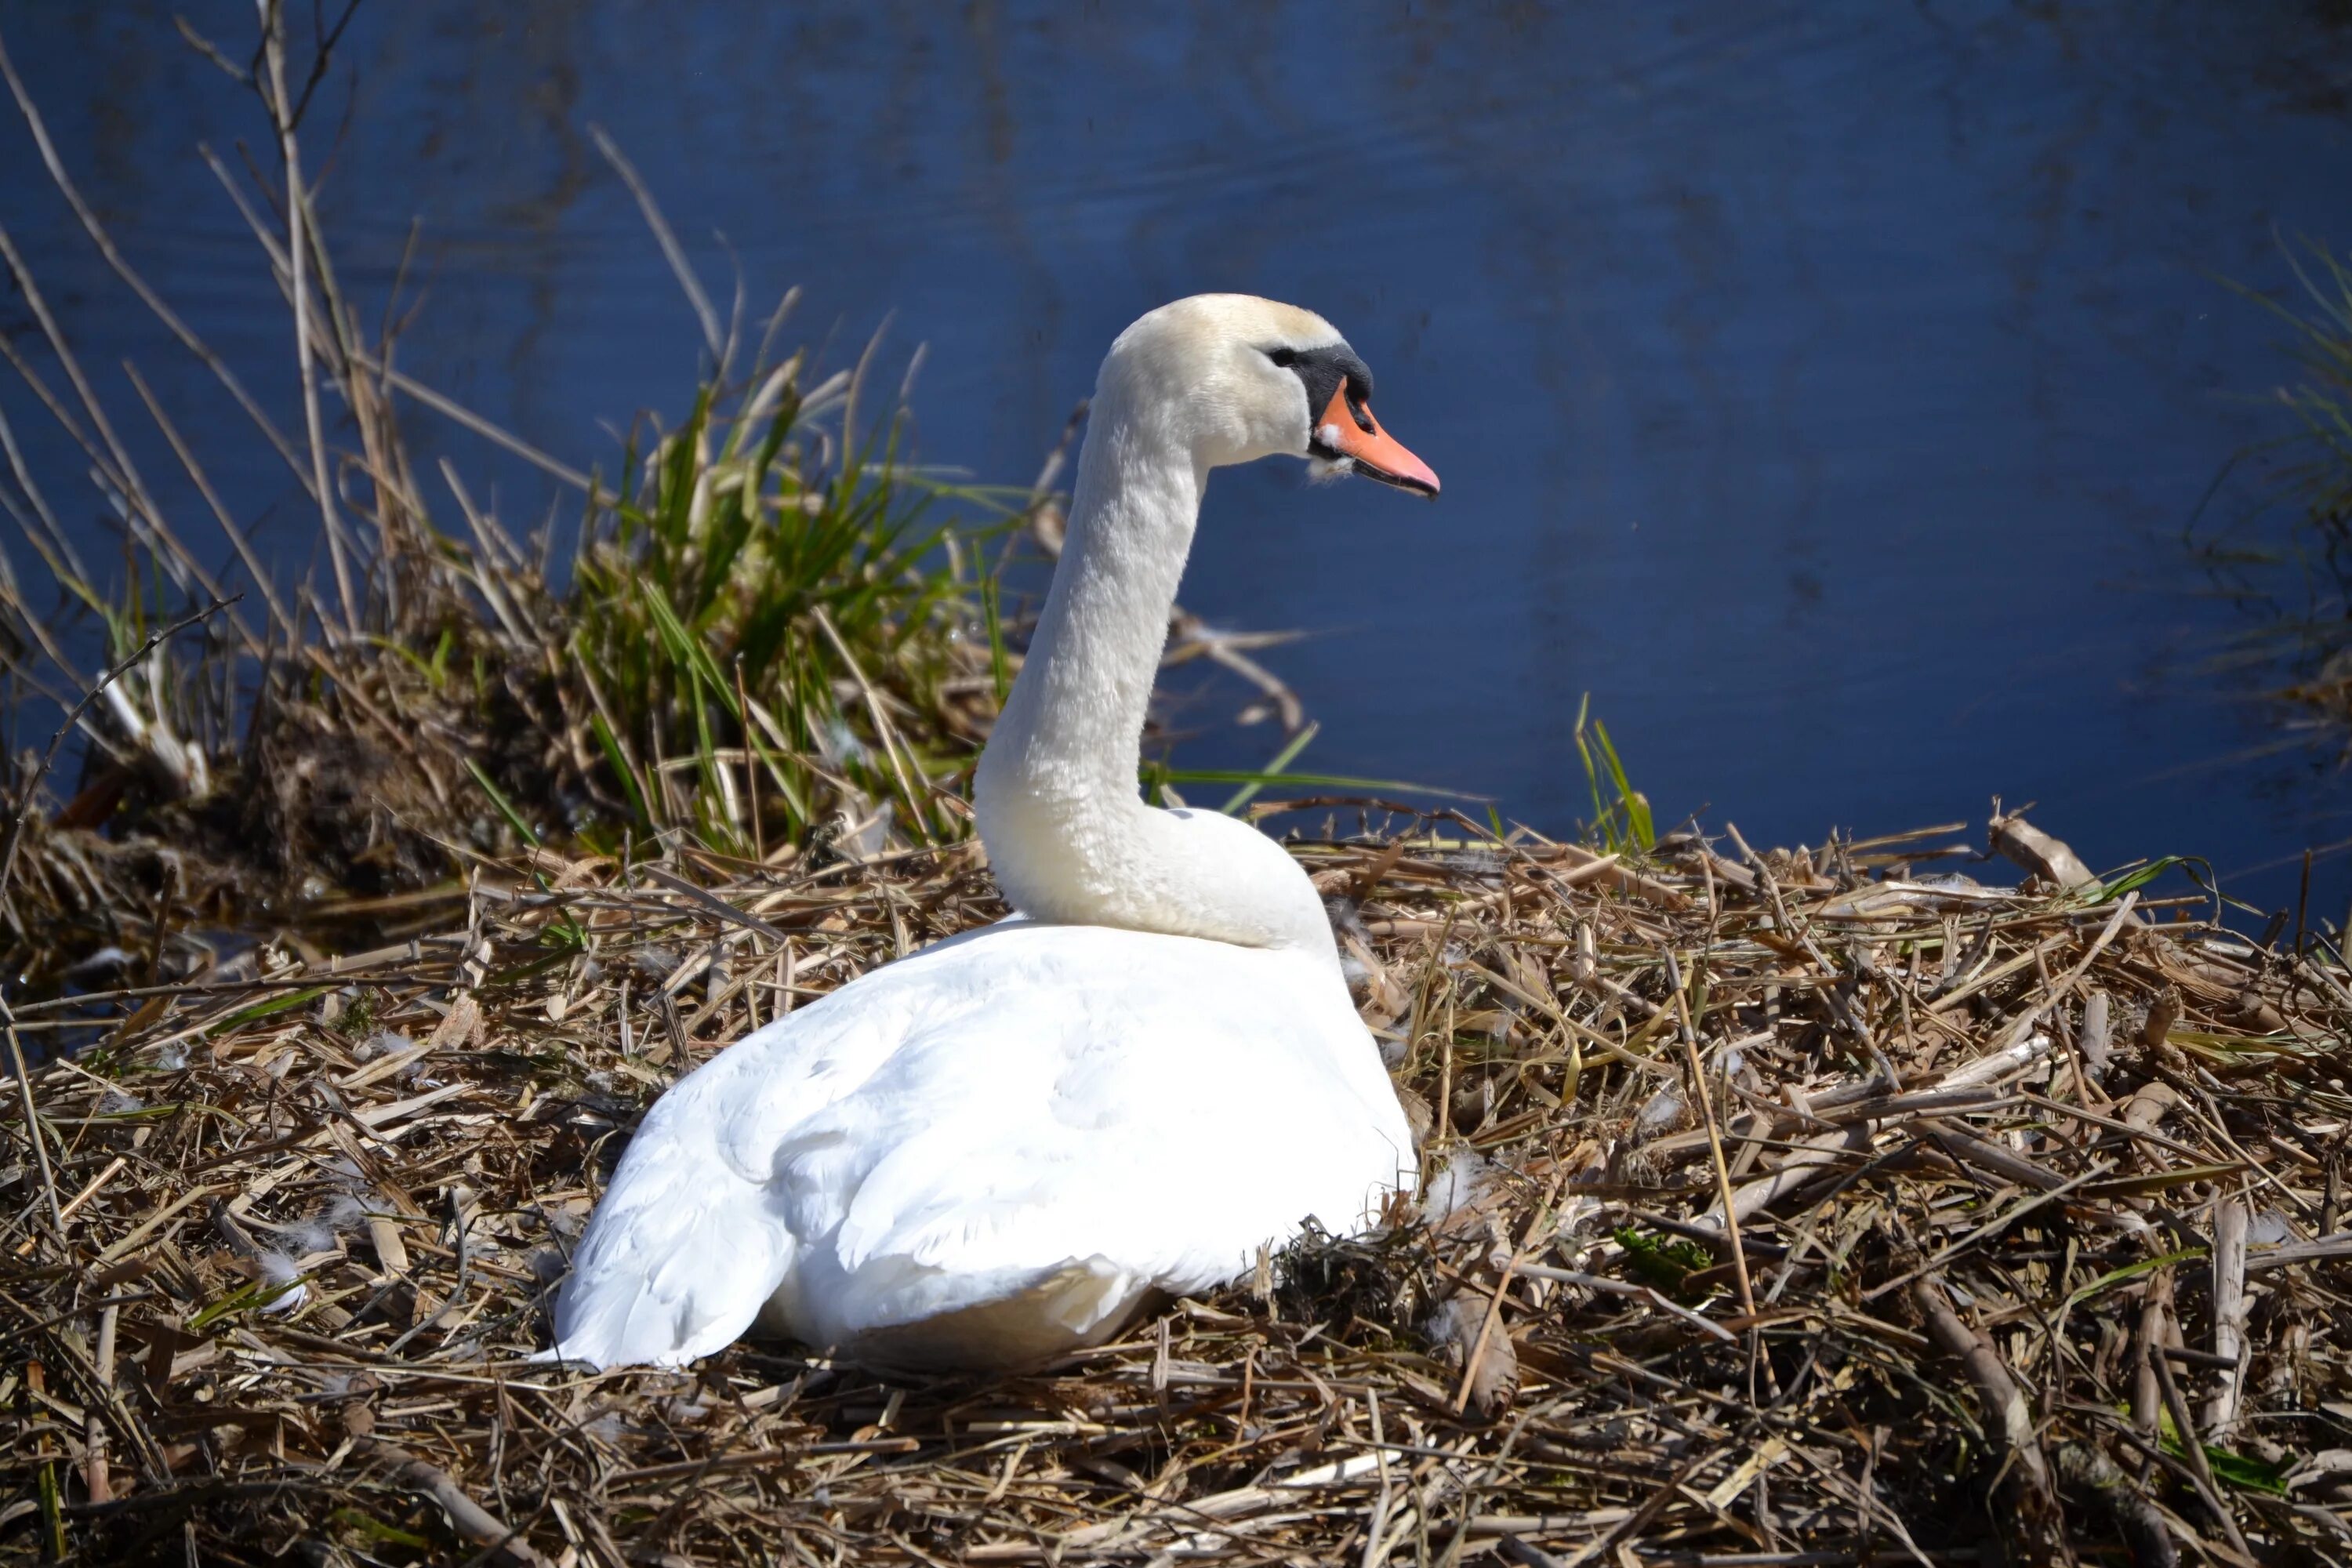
[2,809,2347,1564]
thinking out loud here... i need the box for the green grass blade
[590,711,652,826]
[464,757,541,849]
[981,571,1011,706]
[1156,766,1482,800]
[1221,722,1319,814]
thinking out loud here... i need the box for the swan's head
[1099,294,1440,496]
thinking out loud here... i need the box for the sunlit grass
[1573,693,1653,857]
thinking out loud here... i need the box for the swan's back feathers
[550,921,1410,1370]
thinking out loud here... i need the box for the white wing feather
[550,920,1410,1370]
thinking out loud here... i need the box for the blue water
[5,2,2352,920]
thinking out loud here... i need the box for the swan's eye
[1263,347,1299,368]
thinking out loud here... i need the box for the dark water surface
[6,2,2352,918]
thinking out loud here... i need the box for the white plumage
[550,922,1410,1369]
[548,295,1439,1372]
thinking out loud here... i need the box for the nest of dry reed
[5,804,2350,1567]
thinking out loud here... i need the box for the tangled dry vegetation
[5,804,2350,1566]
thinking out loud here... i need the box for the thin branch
[589,123,723,365]
[0,222,176,579]
[285,0,365,131]
[122,361,292,634]
[0,22,311,494]
[257,0,358,636]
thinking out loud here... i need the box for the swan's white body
[550,296,1436,1371]
[550,922,1405,1369]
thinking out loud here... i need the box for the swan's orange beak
[1315,382,1440,497]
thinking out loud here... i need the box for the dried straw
[5,810,2347,1564]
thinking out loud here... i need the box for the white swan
[548,295,1439,1372]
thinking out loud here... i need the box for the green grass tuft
[1573,693,1653,857]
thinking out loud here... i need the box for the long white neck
[973,390,1335,958]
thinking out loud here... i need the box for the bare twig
[1913,1276,2055,1536]
[2151,1343,2254,1559]
[257,0,357,634]
[0,24,311,495]
[589,123,723,365]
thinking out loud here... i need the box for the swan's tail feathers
[545,1136,790,1370]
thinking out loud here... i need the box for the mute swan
[548,295,1439,1371]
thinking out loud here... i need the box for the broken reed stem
[2151,1342,2255,1559]
[2208,1193,2249,1438]
[84,1300,115,1503]
[1913,1276,2053,1509]
[1359,1388,1392,1568]
[1664,948,1755,1323]
[2,1001,60,1246]
[259,0,356,637]
[378,1445,550,1568]
[347,347,595,492]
